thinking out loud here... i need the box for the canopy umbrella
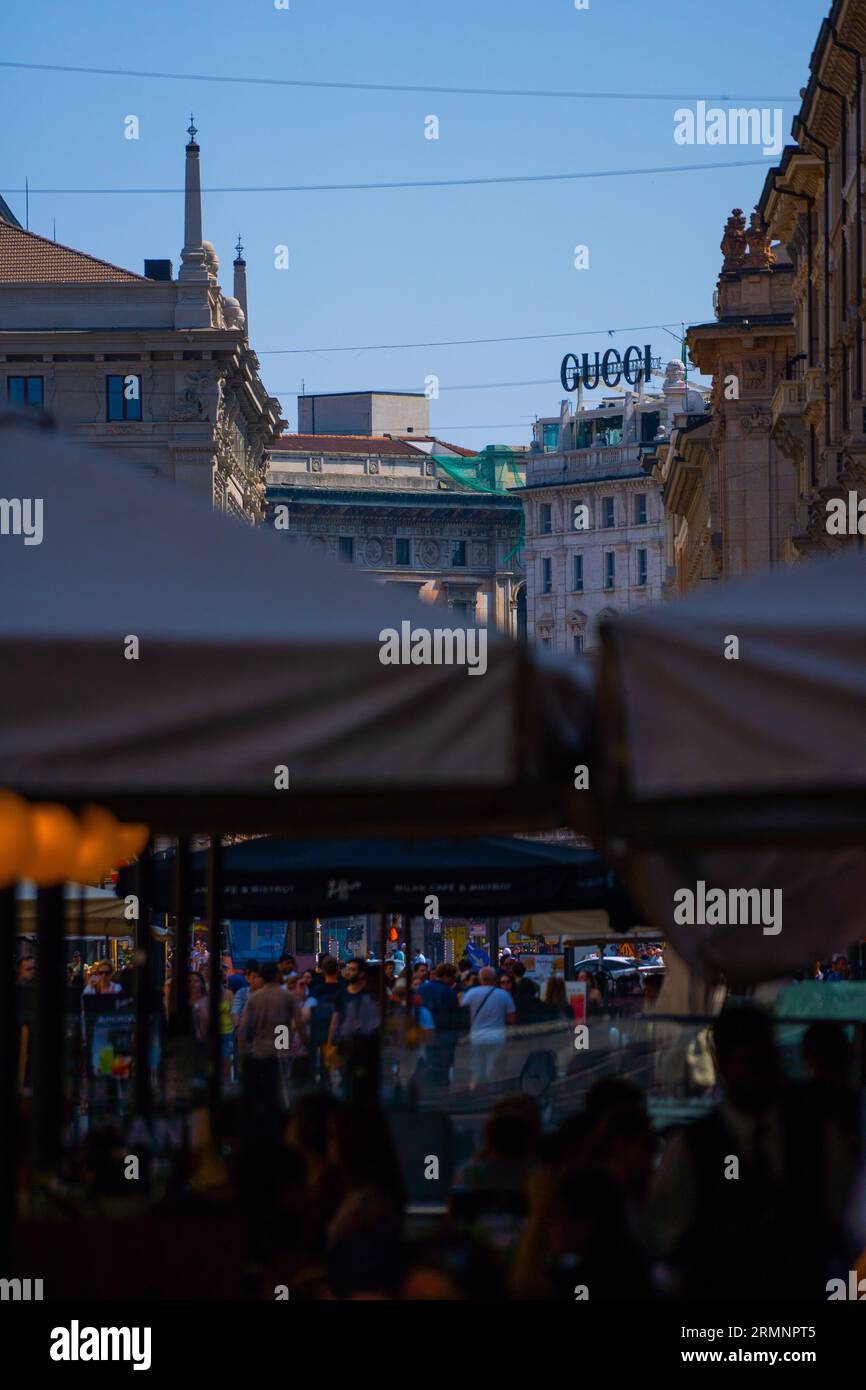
[0,415,591,837]
[520,909,660,943]
[122,835,633,920]
[595,548,866,983]
[14,883,131,935]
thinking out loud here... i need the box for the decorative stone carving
[740,404,772,435]
[742,357,769,394]
[170,369,214,421]
[418,538,441,566]
[470,542,489,566]
[744,209,775,269]
[721,208,747,271]
[368,459,379,474]
[772,416,807,467]
[310,456,323,472]
[309,536,326,553]
[365,537,385,565]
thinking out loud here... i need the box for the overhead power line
[0,157,771,198]
[256,320,696,356]
[272,379,557,396]
[0,59,796,103]
[270,369,693,395]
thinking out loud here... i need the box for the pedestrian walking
[419,963,462,1087]
[460,965,516,1087]
[327,960,380,1105]
[238,961,304,1136]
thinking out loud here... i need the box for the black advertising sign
[560,344,661,392]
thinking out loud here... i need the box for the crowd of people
[147,1005,864,1301]
[211,949,586,1107]
[12,943,866,1299]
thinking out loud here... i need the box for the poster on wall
[523,955,565,988]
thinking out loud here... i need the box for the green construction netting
[430,452,525,562]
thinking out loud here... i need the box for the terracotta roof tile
[272,433,427,457]
[411,437,478,457]
[0,221,147,284]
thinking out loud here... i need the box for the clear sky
[0,0,823,448]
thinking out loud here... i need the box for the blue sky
[1,0,822,447]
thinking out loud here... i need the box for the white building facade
[520,362,707,653]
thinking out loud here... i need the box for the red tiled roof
[412,437,478,457]
[272,433,427,457]
[0,221,147,284]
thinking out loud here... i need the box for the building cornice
[516,471,651,492]
[266,485,521,514]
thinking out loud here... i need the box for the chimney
[233,235,249,334]
[144,259,173,281]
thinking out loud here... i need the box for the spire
[179,114,207,283]
[233,233,249,335]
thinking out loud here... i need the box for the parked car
[572,954,643,1000]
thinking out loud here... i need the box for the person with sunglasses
[82,960,122,995]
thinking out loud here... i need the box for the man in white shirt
[460,967,516,1087]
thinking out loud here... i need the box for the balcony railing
[771,378,807,430]
[531,443,640,484]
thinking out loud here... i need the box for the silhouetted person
[797,1020,861,1162]
[645,1006,854,1299]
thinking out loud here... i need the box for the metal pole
[33,884,64,1168]
[206,835,224,1116]
[171,838,192,1037]
[378,910,387,1101]
[0,887,18,1275]
[133,846,152,1118]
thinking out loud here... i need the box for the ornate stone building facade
[267,433,525,633]
[0,122,283,523]
[520,373,700,653]
[646,210,798,591]
[656,2,866,587]
[758,0,866,555]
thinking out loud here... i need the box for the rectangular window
[573,632,584,655]
[541,557,553,594]
[603,496,615,528]
[605,552,616,590]
[640,410,660,443]
[635,493,647,525]
[338,536,355,563]
[541,634,552,649]
[452,540,467,567]
[540,503,552,535]
[106,373,142,422]
[572,554,583,592]
[637,548,648,587]
[542,423,559,452]
[451,600,472,622]
[7,376,44,410]
[395,537,411,566]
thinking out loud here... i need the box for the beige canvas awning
[521,909,660,942]
[596,549,866,982]
[0,415,593,839]
[14,884,132,937]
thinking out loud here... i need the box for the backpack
[336,990,379,1041]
